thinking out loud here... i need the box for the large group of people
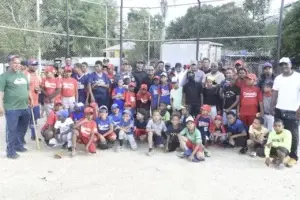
[0,55,299,169]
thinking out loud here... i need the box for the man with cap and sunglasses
[271,57,300,167]
[0,55,31,159]
[258,62,275,89]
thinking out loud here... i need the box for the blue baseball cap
[263,62,272,68]
[122,110,131,116]
[27,59,38,66]
[57,109,69,118]
[111,104,119,109]
[99,105,108,113]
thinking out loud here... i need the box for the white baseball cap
[186,116,194,123]
[279,57,291,64]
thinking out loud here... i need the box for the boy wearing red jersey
[124,82,136,109]
[239,73,263,127]
[61,66,78,110]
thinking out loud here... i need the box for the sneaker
[147,151,153,156]
[62,143,68,149]
[204,150,211,157]
[16,147,28,153]
[272,158,280,165]
[276,163,285,170]
[71,149,76,157]
[67,147,72,152]
[7,153,20,159]
[115,146,123,153]
[286,158,297,168]
[250,151,256,157]
[177,149,192,158]
[31,136,42,141]
[239,147,248,154]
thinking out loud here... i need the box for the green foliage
[243,0,271,20]
[281,1,300,63]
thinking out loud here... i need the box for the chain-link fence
[0,0,282,70]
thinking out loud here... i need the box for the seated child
[112,79,126,111]
[124,82,136,110]
[71,102,85,122]
[41,99,63,146]
[109,104,122,127]
[115,110,137,151]
[95,106,116,149]
[226,111,248,151]
[178,116,205,162]
[146,110,167,156]
[159,102,171,126]
[89,102,99,120]
[134,109,148,141]
[165,114,183,152]
[264,119,292,169]
[53,109,75,157]
[247,117,269,157]
[209,115,226,145]
[124,102,134,120]
[195,104,213,146]
[73,107,98,154]
[136,84,151,113]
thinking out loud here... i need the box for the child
[146,110,167,156]
[159,102,171,126]
[124,102,134,120]
[239,73,263,127]
[136,84,151,112]
[264,119,292,169]
[73,107,98,154]
[180,105,191,127]
[41,99,63,146]
[109,104,122,127]
[178,116,205,162]
[115,110,137,151]
[53,109,75,157]
[89,102,99,120]
[262,82,274,132]
[71,103,85,122]
[235,67,248,89]
[170,77,183,111]
[61,66,78,110]
[73,63,89,105]
[247,117,269,157]
[124,82,136,110]
[165,114,183,152]
[159,72,171,105]
[95,106,116,149]
[149,76,161,110]
[112,79,126,111]
[134,109,148,141]
[203,76,219,119]
[209,115,226,145]
[226,111,248,150]
[195,104,213,146]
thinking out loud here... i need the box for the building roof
[103,42,136,51]
[162,40,223,46]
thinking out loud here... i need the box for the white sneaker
[250,151,256,157]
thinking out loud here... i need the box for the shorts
[102,132,117,141]
[62,96,76,110]
[134,128,147,137]
[77,135,97,153]
[57,131,73,148]
[186,140,203,152]
[239,115,256,127]
[270,147,289,157]
[117,130,137,149]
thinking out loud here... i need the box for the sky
[118,0,299,24]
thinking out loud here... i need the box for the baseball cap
[54,99,62,105]
[137,60,144,64]
[165,62,171,67]
[57,109,69,118]
[279,57,291,64]
[263,62,272,68]
[99,105,108,113]
[90,102,98,109]
[45,66,55,73]
[234,60,243,66]
[111,103,119,109]
[108,64,114,69]
[185,116,194,123]
[122,60,129,65]
[64,66,72,72]
[214,115,223,121]
[125,102,132,107]
[122,109,131,116]
[206,76,215,82]
[75,102,84,107]
[246,73,257,80]
[27,59,38,66]
[8,55,20,62]
[153,76,160,80]
[129,82,136,87]
[190,60,197,65]
[160,72,168,77]
[141,84,148,90]
[171,77,178,83]
[201,104,211,112]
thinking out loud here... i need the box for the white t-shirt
[170,87,183,110]
[174,70,187,87]
[54,118,74,134]
[273,72,300,111]
[202,71,225,84]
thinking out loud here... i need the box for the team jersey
[95,117,113,134]
[195,114,212,133]
[117,119,134,134]
[109,113,122,126]
[159,84,171,105]
[75,74,89,103]
[112,86,126,110]
[79,119,97,138]
[89,72,110,97]
[61,77,78,97]
[149,84,160,107]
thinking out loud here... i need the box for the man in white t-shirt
[271,57,300,167]
[202,62,225,85]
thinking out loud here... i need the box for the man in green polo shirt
[0,55,30,159]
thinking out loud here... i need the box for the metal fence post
[196,0,201,61]
[66,0,70,57]
[148,13,151,65]
[36,0,42,70]
[119,0,123,70]
[276,0,285,68]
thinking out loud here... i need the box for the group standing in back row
[0,55,299,169]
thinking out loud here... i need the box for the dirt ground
[0,116,299,200]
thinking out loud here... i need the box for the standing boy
[170,77,183,112]
[159,72,171,105]
[149,76,161,110]
[61,66,78,110]
[262,82,274,132]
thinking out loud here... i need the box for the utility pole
[196,0,201,61]
[66,0,70,57]
[148,14,151,65]
[276,0,285,71]
[119,0,123,71]
[36,0,42,70]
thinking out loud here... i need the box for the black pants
[189,104,200,117]
[275,108,299,161]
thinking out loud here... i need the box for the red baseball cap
[129,82,136,87]
[125,102,132,107]
[90,102,98,109]
[54,99,62,105]
[64,66,72,72]
[84,107,94,114]
[153,76,160,80]
[246,73,257,80]
[108,64,114,69]
[201,104,211,112]
[141,84,148,90]
[45,66,55,73]
[234,60,243,66]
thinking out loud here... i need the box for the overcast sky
[118,0,298,24]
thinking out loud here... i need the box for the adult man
[64,56,73,68]
[201,58,211,74]
[202,62,225,85]
[116,60,135,85]
[88,61,110,108]
[271,57,300,167]
[258,62,275,89]
[191,61,205,83]
[0,55,31,159]
[155,61,165,76]
[142,65,155,89]
[133,60,147,92]
[174,63,186,87]
[183,71,203,117]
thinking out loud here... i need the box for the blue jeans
[5,109,30,156]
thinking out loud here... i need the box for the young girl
[195,104,213,146]
[146,110,167,156]
[124,82,136,110]
[112,79,126,111]
[209,115,226,145]
[134,109,148,141]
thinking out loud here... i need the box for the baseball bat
[31,107,41,150]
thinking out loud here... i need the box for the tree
[243,0,271,21]
[167,3,266,52]
[281,1,300,64]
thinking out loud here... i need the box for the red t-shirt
[136,91,151,103]
[124,91,136,108]
[41,111,57,131]
[79,119,97,138]
[61,77,78,97]
[24,71,41,107]
[236,78,247,89]
[42,77,61,102]
[240,86,262,116]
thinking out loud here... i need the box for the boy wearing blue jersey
[109,104,122,127]
[74,63,89,105]
[159,72,171,105]
[149,76,161,110]
[112,79,126,110]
